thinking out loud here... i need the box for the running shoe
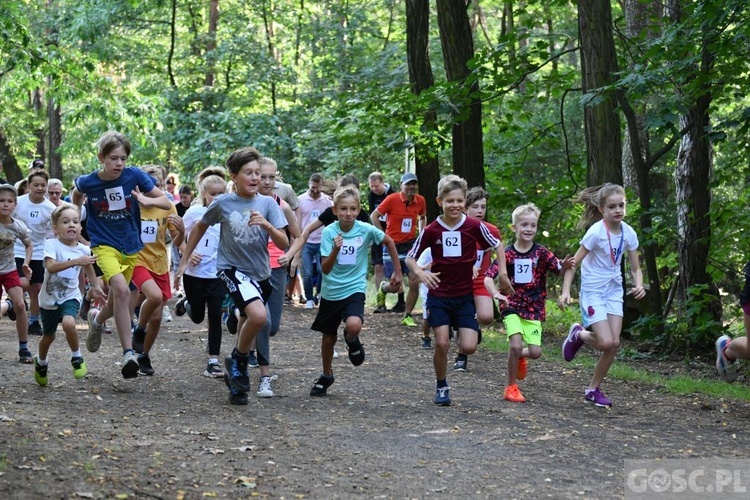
[562,323,584,362]
[86,309,103,353]
[401,316,417,328]
[121,351,140,379]
[504,384,526,403]
[6,298,15,321]
[346,337,366,366]
[19,348,33,364]
[453,354,468,372]
[28,320,43,336]
[224,350,250,392]
[33,356,48,386]
[374,281,387,313]
[584,387,612,407]
[132,325,147,354]
[256,375,278,398]
[433,386,451,406]
[138,353,154,376]
[223,373,248,405]
[174,296,188,317]
[716,335,738,383]
[310,375,335,396]
[389,302,406,314]
[203,361,224,379]
[248,350,259,368]
[421,336,432,349]
[71,356,88,379]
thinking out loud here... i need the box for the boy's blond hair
[511,203,541,225]
[437,174,467,199]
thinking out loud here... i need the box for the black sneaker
[346,337,365,366]
[138,353,154,376]
[248,350,259,368]
[310,375,335,396]
[19,348,33,364]
[132,325,146,354]
[421,337,432,349]
[28,321,43,336]
[226,307,238,335]
[223,372,248,405]
[453,354,468,372]
[79,297,91,320]
[389,302,406,314]
[224,350,250,392]
[174,297,188,317]
[373,305,387,314]
[5,299,15,321]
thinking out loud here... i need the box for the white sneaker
[162,305,173,322]
[256,375,278,398]
[305,300,314,309]
[86,309,103,353]
[121,351,139,379]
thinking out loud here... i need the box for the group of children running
[17,130,750,409]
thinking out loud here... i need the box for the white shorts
[579,282,623,328]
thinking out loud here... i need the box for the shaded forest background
[2,0,750,352]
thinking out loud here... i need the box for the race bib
[514,258,532,284]
[311,210,320,220]
[200,235,218,256]
[27,209,43,225]
[401,218,413,234]
[442,231,461,258]
[337,239,357,265]
[475,249,485,268]
[105,187,126,211]
[141,220,158,244]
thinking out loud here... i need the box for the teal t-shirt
[320,220,384,301]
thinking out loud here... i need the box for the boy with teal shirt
[309,186,402,397]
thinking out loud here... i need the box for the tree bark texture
[406,0,440,221]
[0,130,23,183]
[436,0,485,189]
[47,96,62,180]
[578,0,622,186]
[205,0,219,87]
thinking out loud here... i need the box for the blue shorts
[311,292,365,336]
[383,241,414,278]
[426,293,478,331]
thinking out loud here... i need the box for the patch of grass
[480,317,750,402]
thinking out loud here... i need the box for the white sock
[37,357,48,366]
[71,350,82,358]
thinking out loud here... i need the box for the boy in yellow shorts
[484,203,572,402]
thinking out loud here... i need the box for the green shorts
[41,299,80,335]
[503,313,542,346]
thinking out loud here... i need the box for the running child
[484,203,572,403]
[453,187,512,372]
[175,167,227,379]
[33,204,104,386]
[73,131,173,379]
[309,186,402,396]
[0,184,35,363]
[716,260,750,383]
[557,183,646,407]
[177,146,288,405]
[130,165,184,376]
[406,175,500,406]
[14,169,56,336]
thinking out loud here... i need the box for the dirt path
[1,300,749,499]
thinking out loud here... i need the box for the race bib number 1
[442,231,461,258]
[337,240,357,265]
[105,187,126,211]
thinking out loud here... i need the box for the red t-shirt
[376,192,426,244]
[408,215,499,297]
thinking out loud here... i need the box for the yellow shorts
[503,313,542,346]
[92,245,138,284]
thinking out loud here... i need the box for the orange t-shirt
[376,192,427,244]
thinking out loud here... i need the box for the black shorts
[311,292,365,336]
[370,243,384,265]
[16,258,44,285]
[217,268,272,317]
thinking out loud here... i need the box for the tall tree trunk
[406,0,440,222]
[436,0,484,189]
[578,0,622,185]
[205,0,219,87]
[31,88,46,165]
[261,0,278,115]
[47,95,62,180]
[0,130,23,183]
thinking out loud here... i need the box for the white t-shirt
[13,194,55,260]
[183,204,220,279]
[39,239,90,309]
[579,220,639,291]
